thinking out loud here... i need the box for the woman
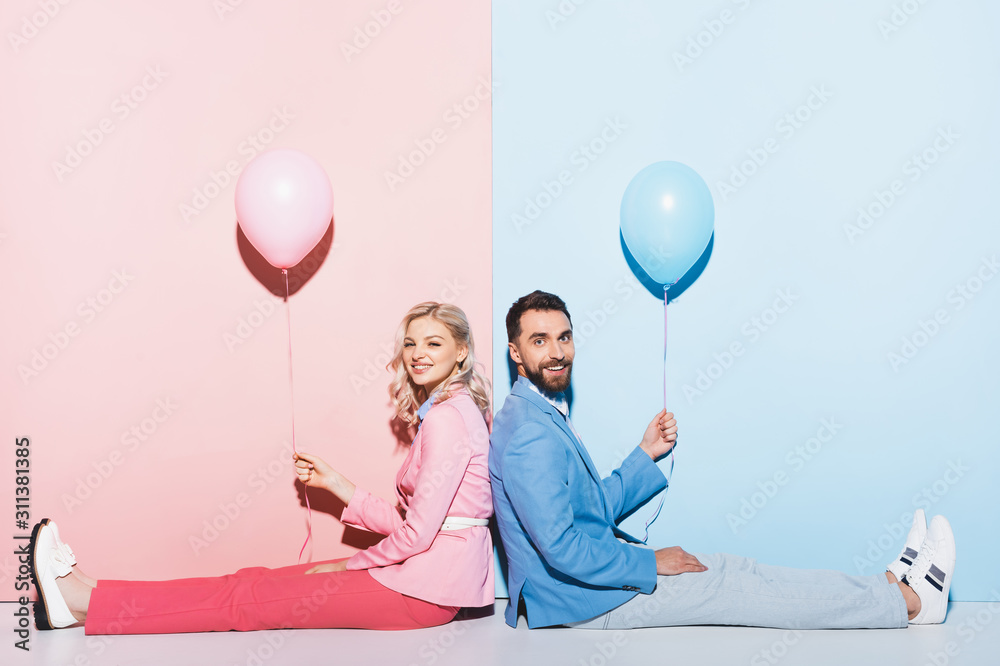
[30,302,494,633]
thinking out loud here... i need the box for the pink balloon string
[284,269,313,563]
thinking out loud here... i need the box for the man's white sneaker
[904,515,956,625]
[887,508,926,581]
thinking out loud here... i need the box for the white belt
[440,516,489,531]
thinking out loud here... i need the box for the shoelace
[904,542,938,586]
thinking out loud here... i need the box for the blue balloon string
[641,283,674,543]
[662,282,675,485]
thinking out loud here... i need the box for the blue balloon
[620,161,715,286]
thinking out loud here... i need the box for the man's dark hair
[505,290,572,343]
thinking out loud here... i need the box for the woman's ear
[458,346,468,367]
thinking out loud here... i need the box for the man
[489,290,955,630]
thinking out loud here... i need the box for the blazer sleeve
[340,488,404,536]
[500,421,658,593]
[346,403,472,571]
[601,445,668,522]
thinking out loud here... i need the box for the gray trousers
[567,552,909,630]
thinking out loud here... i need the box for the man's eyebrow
[558,329,572,338]
[527,331,549,341]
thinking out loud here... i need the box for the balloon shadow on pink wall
[236,217,336,298]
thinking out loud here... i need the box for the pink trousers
[84,558,459,635]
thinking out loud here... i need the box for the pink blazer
[342,389,494,607]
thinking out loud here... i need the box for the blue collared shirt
[525,378,569,416]
[416,392,439,426]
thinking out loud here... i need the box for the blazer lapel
[510,378,610,516]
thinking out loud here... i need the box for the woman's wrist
[335,479,356,505]
[340,482,356,505]
[327,475,356,505]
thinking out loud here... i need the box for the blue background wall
[493,0,999,601]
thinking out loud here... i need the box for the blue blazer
[489,376,667,628]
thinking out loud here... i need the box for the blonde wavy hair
[388,302,492,428]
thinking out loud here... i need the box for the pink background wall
[1,0,491,592]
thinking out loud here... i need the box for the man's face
[509,309,574,393]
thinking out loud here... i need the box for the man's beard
[524,360,572,394]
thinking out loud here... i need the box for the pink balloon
[235,149,333,269]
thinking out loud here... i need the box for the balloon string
[663,285,668,412]
[642,284,672,544]
[284,269,312,563]
[663,283,674,484]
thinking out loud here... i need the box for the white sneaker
[29,521,77,630]
[905,515,956,625]
[887,509,926,581]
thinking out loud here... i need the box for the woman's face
[402,316,467,397]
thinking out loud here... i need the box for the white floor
[9,601,1000,666]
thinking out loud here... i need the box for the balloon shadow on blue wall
[236,217,335,299]
[620,230,714,303]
